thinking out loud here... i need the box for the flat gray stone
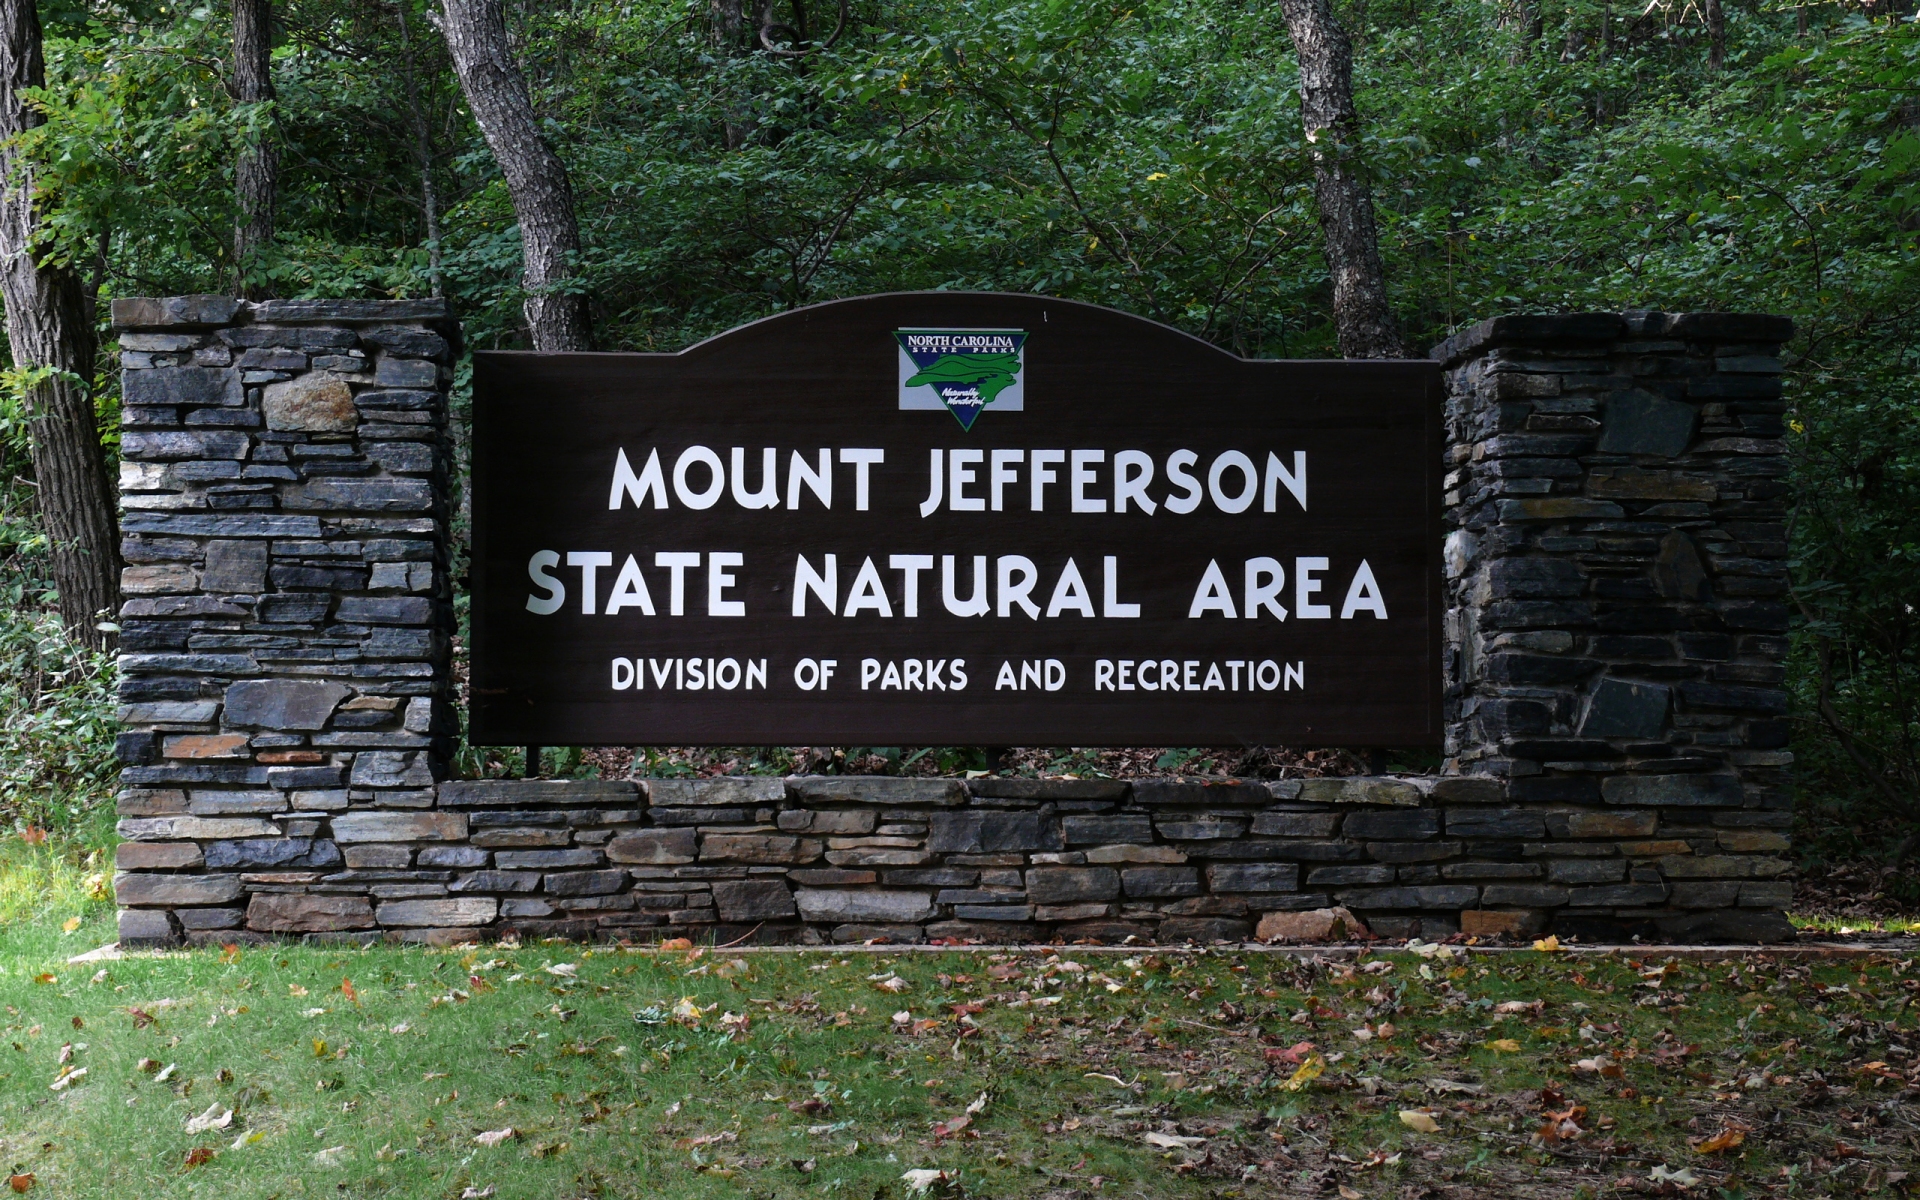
[646,777,784,807]
[1296,777,1423,807]
[1025,867,1120,904]
[438,779,639,807]
[247,893,376,932]
[224,679,349,730]
[1597,388,1696,457]
[376,897,497,927]
[329,811,467,842]
[115,873,244,906]
[1580,679,1671,738]
[928,811,1057,854]
[788,777,967,806]
[713,880,798,921]
[606,829,697,864]
[1205,863,1300,893]
[1601,773,1744,807]
[794,888,934,924]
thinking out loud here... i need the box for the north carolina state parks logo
[894,328,1027,429]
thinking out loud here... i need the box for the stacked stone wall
[1436,312,1795,942]
[109,296,459,945]
[108,302,1798,946]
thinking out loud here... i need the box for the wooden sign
[468,293,1443,746]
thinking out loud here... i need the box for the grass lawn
[4,840,1919,1198]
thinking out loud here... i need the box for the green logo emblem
[895,329,1027,429]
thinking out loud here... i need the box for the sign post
[469,293,1443,747]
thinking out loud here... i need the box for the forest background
[0,0,1913,899]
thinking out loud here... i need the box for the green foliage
[0,0,1910,847]
[0,487,118,835]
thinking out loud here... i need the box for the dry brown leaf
[1399,1110,1440,1134]
[1690,1125,1748,1155]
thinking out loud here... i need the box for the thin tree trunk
[1705,0,1726,70]
[1278,0,1408,359]
[437,0,592,351]
[232,0,277,297]
[396,0,444,297]
[0,0,119,647]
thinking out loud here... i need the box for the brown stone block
[1717,830,1790,853]
[163,733,252,759]
[606,829,697,864]
[701,833,823,865]
[1586,470,1717,502]
[376,897,498,927]
[1255,906,1373,942]
[1555,810,1658,838]
[115,842,204,870]
[258,750,326,766]
[1460,909,1547,938]
[1621,840,1693,857]
[117,789,188,817]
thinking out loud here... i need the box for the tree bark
[396,1,444,297]
[0,0,119,647]
[232,0,277,297]
[1278,0,1407,359]
[438,0,592,351]
[1705,0,1726,70]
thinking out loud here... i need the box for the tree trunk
[437,0,592,351]
[232,0,277,297]
[1278,0,1408,359]
[396,1,444,297]
[0,0,119,647]
[1705,0,1725,70]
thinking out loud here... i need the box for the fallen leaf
[659,938,695,951]
[473,1128,515,1147]
[32,974,54,986]
[1493,1000,1541,1015]
[1338,1188,1362,1200]
[460,1189,497,1200]
[184,1104,233,1134]
[670,997,708,1025]
[900,1168,952,1194]
[311,1146,346,1167]
[544,963,578,979]
[1143,1131,1206,1149]
[1426,1078,1484,1095]
[288,984,308,997]
[1399,1110,1441,1133]
[1532,936,1563,953]
[1689,1125,1748,1154]
[183,1147,217,1169]
[19,826,46,845]
[1281,1053,1326,1091]
[932,1114,971,1139]
[6,1175,32,1194]
[874,976,911,994]
[61,917,81,934]
[1083,1072,1128,1086]
[1485,1039,1521,1053]
[672,1132,737,1150]
[1649,1164,1699,1187]
[230,1130,266,1150]
[48,1066,86,1092]
[1265,1040,1318,1065]
[965,1092,989,1115]
[340,979,358,1005]
[153,1063,178,1083]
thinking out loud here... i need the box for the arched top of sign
[668,291,1251,368]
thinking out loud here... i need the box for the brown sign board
[468,293,1444,747]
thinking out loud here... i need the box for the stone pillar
[1435,312,1796,942]
[110,296,460,946]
